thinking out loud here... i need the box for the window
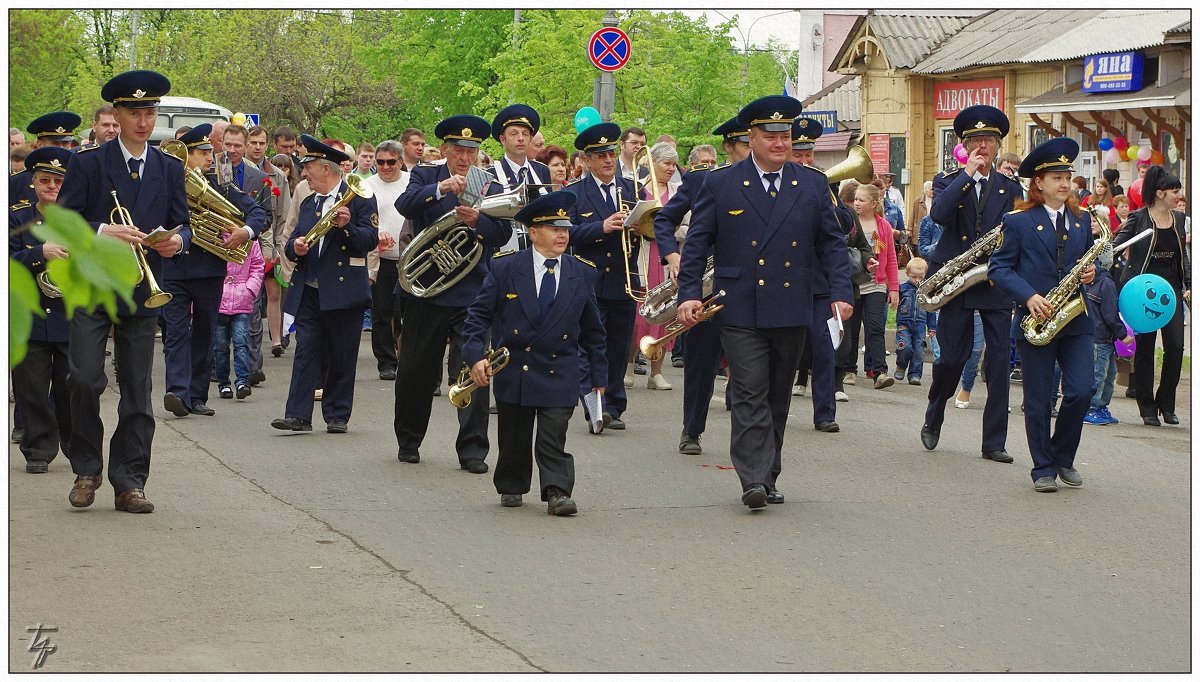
[1026,123,1050,155]
[939,127,958,175]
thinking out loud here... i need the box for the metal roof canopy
[1016,77,1191,114]
[803,75,862,123]
[833,11,979,73]
[913,9,1191,74]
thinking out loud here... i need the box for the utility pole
[129,10,139,70]
[511,9,521,105]
[594,10,618,122]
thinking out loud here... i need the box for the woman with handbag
[1112,165,1190,426]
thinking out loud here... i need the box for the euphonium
[638,290,725,362]
[398,181,535,298]
[1021,221,1112,346]
[304,173,373,244]
[917,224,1004,311]
[160,139,251,264]
[109,190,172,309]
[36,272,62,298]
[448,347,510,408]
[638,256,714,325]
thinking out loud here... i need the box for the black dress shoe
[679,431,702,455]
[741,484,768,509]
[982,450,1014,463]
[271,344,284,357]
[271,417,312,432]
[163,392,190,417]
[397,451,420,463]
[814,421,840,433]
[462,459,489,474]
[25,460,48,474]
[379,369,397,381]
[766,487,785,504]
[1142,414,1161,426]
[920,425,939,451]
[248,370,267,386]
[607,416,626,430]
[190,402,215,416]
[326,419,348,434]
[1161,411,1180,425]
[501,494,523,507]
[10,427,25,444]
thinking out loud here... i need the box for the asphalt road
[8,330,1191,673]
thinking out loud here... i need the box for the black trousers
[162,276,223,408]
[924,301,1010,452]
[681,317,723,437]
[68,312,157,493]
[494,400,574,500]
[1020,334,1092,481]
[11,340,71,463]
[720,325,802,491]
[393,298,489,463]
[1134,296,1185,416]
[283,285,362,424]
[247,285,265,373]
[371,259,400,373]
[835,295,864,378]
[799,297,836,424]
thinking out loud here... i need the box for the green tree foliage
[8,10,88,129]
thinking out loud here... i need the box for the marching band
[9,68,1171,515]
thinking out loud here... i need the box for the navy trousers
[284,285,363,424]
[1018,333,1092,481]
[579,297,633,419]
[681,317,723,437]
[162,276,224,408]
[803,297,837,425]
[924,300,1010,452]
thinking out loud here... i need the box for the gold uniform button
[962,236,968,241]
[758,258,765,266]
[522,365,529,371]
[791,241,798,247]
[525,346,532,352]
[341,245,347,251]
[605,267,611,272]
[606,252,612,257]
[338,276,344,282]
[784,282,791,288]
[751,240,758,247]
[513,329,519,335]
[784,261,791,267]
[549,370,555,375]
[562,334,568,340]
[337,261,343,266]
[758,279,765,286]
[550,353,557,358]
[45,308,52,314]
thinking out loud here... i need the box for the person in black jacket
[1082,243,1132,426]
[1112,165,1190,426]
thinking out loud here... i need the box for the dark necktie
[602,183,615,212]
[128,157,142,182]
[518,167,530,188]
[235,163,244,189]
[1055,210,1067,274]
[539,259,558,320]
[977,176,988,201]
[764,172,779,198]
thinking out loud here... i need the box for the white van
[151,96,231,144]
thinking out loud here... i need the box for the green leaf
[8,261,44,368]
[32,204,139,320]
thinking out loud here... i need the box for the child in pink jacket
[211,241,265,399]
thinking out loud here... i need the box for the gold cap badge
[54,127,66,134]
[974,121,986,129]
[770,112,783,120]
[133,89,146,98]
[557,208,567,217]
[461,127,472,137]
[49,159,62,167]
[598,137,608,143]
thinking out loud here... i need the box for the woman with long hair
[1083,177,1119,232]
[988,138,1095,492]
[628,141,678,390]
[845,182,899,390]
[1113,165,1190,426]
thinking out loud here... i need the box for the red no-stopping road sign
[588,27,631,72]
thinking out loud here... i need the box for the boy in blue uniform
[988,138,1096,492]
[463,192,607,515]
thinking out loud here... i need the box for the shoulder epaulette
[10,170,21,176]
[709,162,731,173]
[75,144,99,154]
[418,162,437,168]
[11,199,31,211]
[690,163,712,172]
[571,254,596,268]
[492,249,516,259]
[563,177,581,186]
[1006,209,1022,215]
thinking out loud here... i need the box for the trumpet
[448,347,510,409]
[638,290,725,362]
[619,147,664,304]
[304,174,373,244]
[110,190,172,309]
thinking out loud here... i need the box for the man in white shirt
[489,104,552,253]
[365,139,409,380]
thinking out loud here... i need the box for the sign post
[590,12,629,122]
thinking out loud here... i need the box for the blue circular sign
[589,27,631,72]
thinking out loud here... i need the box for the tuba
[304,173,373,244]
[917,224,1004,311]
[814,145,875,189]
[160,140,251,264]
[447,347,510,408]
[1022,221,1111,346]
[397,181,536,298]
[638,256,714,325]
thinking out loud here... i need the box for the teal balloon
[1118,274,1176,333]
[574,107,602,134]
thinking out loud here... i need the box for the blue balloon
[574,107,602,134]
[1119,273,1176,334]
[1097,137,1114,151]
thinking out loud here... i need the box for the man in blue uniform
[489,104,553,253]
[563,122,637,431]
[271,135,378,434]
[393,115,513,472]
[989,138,1095,492]
[57,70,190,513]
[462,191,607,515]
[677,96,853,510]
[652,116,748,455]
[10,146,74,474]
[921,105,1023,463]
[10,111,82,206]
[161,124,268,417]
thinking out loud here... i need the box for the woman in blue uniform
[988,138,1096,493]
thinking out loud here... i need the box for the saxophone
[1021,220,1112,346]
[917,224,1003,311]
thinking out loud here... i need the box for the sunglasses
[376,158,399,167]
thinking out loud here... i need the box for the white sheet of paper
[142,225,182,245]
[828,307,845,349]
[583,389,605,433]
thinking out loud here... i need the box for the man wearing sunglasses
[364,140,410,380]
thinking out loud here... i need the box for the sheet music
[583,390,605,433]
[460,166,491,208]
[827,306,845,349]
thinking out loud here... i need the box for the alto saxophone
[1021,221,1112,346]
[917,224,1003,311]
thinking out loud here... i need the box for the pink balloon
[1136,145,1152,161]
[953,143,968,164]
[1103,148,1121,165]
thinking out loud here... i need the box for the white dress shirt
[532,249,561,297]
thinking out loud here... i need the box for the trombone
[618,146,664,303]
[110,190,173,309]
